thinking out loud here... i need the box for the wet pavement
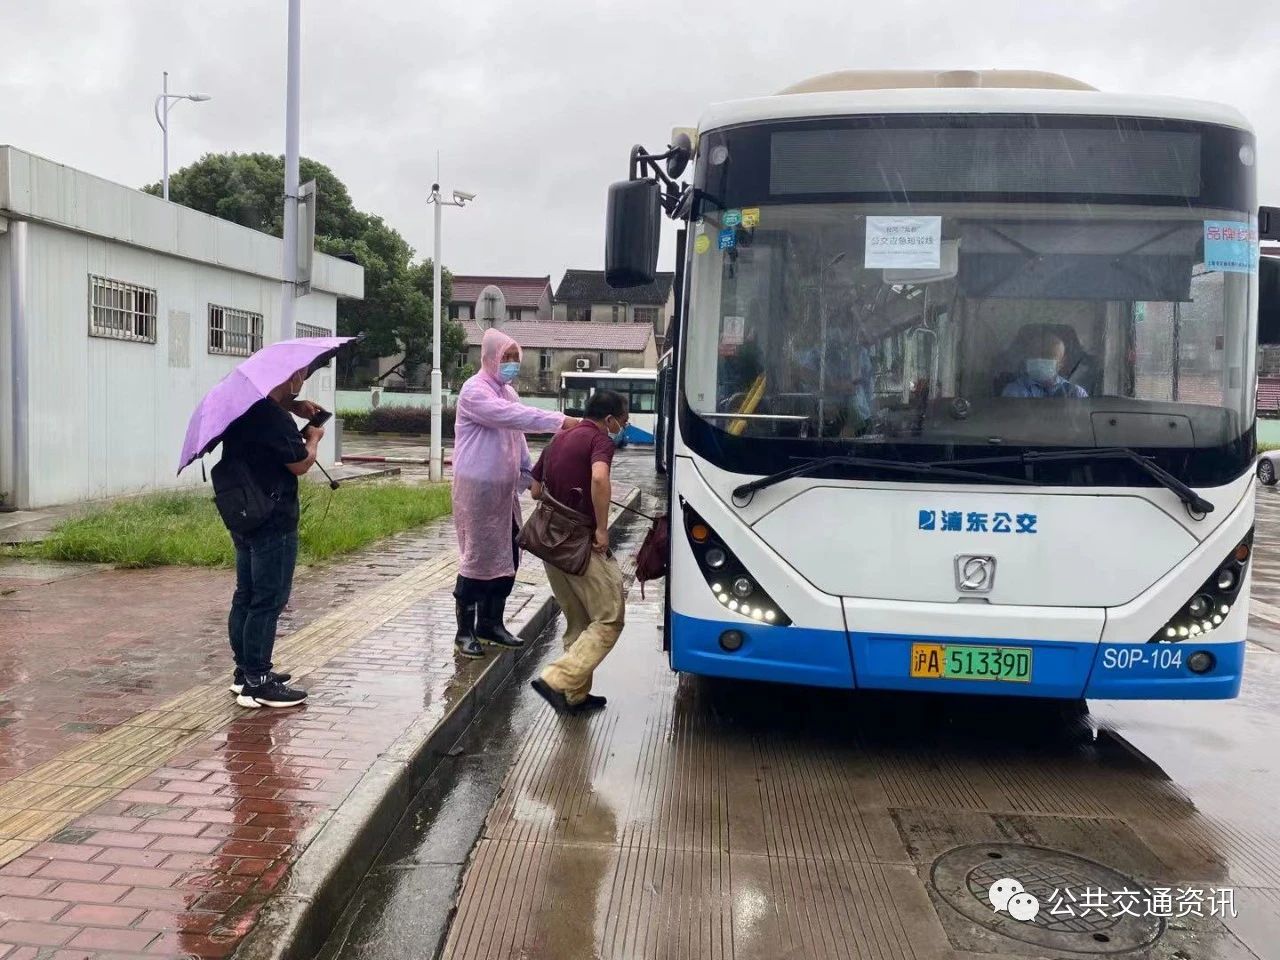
[0,443,636,958]
[323,462,1280,960]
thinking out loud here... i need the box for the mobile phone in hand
[308,410,332,428]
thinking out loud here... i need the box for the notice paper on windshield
[865,216,942,270]
[1203,220,1258,274]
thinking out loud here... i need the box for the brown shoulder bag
[518,488,594,576]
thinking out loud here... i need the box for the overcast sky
[5,0,1280,285]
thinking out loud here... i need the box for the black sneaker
[230,669,292,695]
[530,678,574,714]
[236,678,307,709]
[573,694,607,713]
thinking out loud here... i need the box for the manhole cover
[931,843,1165,954]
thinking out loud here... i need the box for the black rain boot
[476,595,525,648]
[454,601,484,659]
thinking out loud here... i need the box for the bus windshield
[683,117,1258,486]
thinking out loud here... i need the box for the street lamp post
[153,71,211,201]
[426,182,475,482]
[280,0,302,340]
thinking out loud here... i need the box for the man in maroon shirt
[528,390,629,713]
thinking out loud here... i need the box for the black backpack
[210,458,278,535]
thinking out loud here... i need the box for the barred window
[89,275,157,343]
[633,306,659,326]
[208,304,264,357]
[296,322,332,338]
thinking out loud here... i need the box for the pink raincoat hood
[480,328,522,381]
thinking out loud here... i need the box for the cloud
[4,0,1279,283]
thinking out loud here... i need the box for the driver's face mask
[1025,357,1058,383]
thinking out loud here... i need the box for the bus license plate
[910,643,1032,683]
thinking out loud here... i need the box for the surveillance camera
[453,190,476,202]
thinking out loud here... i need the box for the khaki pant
[541,552,625,705]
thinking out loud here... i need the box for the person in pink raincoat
[451,328,578,658]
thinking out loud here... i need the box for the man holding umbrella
[180,337,354,709]
[218,367,319,707]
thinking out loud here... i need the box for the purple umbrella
[177,336,357,474]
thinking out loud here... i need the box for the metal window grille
[208,304,264,357]
[88,275,157,343]
[634,306,659,326]
[296,322,332,338]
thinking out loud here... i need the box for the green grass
[13,482,451,569]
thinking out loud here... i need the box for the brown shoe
[530,678,574,714]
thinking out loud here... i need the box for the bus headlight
[1150,531,1251,643]
[683,501,792,626]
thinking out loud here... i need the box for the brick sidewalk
[0,486,612,959]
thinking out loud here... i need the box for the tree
[145,153,466,384]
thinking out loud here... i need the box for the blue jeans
[229,519,299,677]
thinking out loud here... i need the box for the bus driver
[1001,330,1088,399]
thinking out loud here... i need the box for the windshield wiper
[942,447,1215,515]
[731,455,1034,500]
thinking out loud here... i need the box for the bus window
[686,207,1250,449]
[629,383,657,413]
[562,384,594,415]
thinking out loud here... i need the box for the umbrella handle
[315,462,340,491]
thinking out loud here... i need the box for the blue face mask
[498,361,521,383]
[606,417,623,443]
[1025,358,1058,383]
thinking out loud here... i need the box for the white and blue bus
[559,368,658,445]
[607,69,1276,700]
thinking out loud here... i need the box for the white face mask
[1025,358,1058,383]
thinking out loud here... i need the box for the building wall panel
[21,222,338,507]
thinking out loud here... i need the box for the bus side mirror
[606,179,661,288]
[1261,206,1280,241]
[1260,256,1280,344]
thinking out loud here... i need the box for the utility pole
[280,0,301,339]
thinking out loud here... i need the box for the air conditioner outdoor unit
[575,358,592,371]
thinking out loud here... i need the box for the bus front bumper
[669,613,1245,700]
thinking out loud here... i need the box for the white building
[0,147,364,509]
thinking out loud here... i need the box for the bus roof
[698,84,1253,136]
[778,69,1097,94]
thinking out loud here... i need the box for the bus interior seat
[992,323,1101,397]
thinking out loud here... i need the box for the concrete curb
[344,431,443,441]
[234,486,643,960]
[339,455,436,466]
